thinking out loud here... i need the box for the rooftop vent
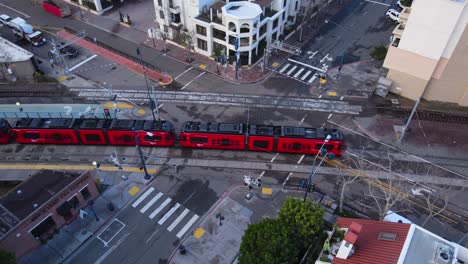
[378,232,397,241]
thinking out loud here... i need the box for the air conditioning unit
[435,245,453,264]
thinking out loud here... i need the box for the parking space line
[69,54,98,72]
[158,203,181,225]
[175,67,194,80]
[140,192,163,213]
[0,3,30,18]
[176,214,199,238]
[167,209,190,232]
[132,187,155,208]
[149,198,172,219]
[363,0,390,6]
[95,232,130,264]
[181,72,205,90]
[96,219,126,247]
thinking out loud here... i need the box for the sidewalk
[19,171,153,264]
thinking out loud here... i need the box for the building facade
[0,171,99,259]
[383,0,468,106]
[0,37,37,82]
[154,0,300,65]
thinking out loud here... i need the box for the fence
[0,112,115,119]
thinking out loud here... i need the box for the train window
[190,137,208,143]
[222,139,230,146]
[123,135,132,142]
[52,134,62,140]
[165,135,170,141]
[253,140,269,149]
[144,135,162,141]
[181,135,186,141]
[315,144,322,150]
[338,144,346,150]
[23,133,40,139]
[85,134,101,141]
[323,144,334,151]
[293,143,301,150]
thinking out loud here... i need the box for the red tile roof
[333,218,411,264]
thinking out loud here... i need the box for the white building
[154,0,301,65]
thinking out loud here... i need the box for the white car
[0,14,12,27]
[386,9,400,23]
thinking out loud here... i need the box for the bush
[82,1,96,11]
[370,45,388,61]
[401,0,413,7]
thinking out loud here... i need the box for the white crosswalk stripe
[293,68,305,78]
[279,63,290,73]
[167,208,190,232]
[301,70,312,81]
[158,203,180,225]
[132,187,154,208]
[286,65,298,76]
[149,198,172,219]
[308,74,317,84]
[176,214,199,238]
[140,192,163,213]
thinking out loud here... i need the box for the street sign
[234,38,239,50]
[235,51,240,56]
[79,209,89,219]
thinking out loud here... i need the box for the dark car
[58,42,79,58]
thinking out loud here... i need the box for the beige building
[383,0,468,106]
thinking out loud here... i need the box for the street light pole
[151,85,161,120]
[133,127,151,180]
[136,48,156,122]
[303,134,332,203]
[325,20,347,78]
[399,96,421,143]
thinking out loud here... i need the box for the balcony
[399,7,411,24]
[392,23,405,39]
[315,228,346,264]
[169,5,180,14]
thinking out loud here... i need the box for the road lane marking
[318,95,322,98]
[0,3,30,18]
[183,191,196,204]
[132,187,155,208]
[69,54,98,72]
[149,198,172,219]
[270,153,279,163]
[97,219,126,247]
[297,154,305,164]
[181,72,205,90]
[158,203,181,225]
[176,214,199,238]
[95,232,130,264]
[363,0,390,6]
[167,208,189,232]
[286,65,298,75]
[340,96,344,101]
[301,70,312,81]
[145,229,160,243]
[175,67,194,80]
[299,114,307,125]
[157,104,164,109]
[259,171,265,178]
[140,192,163,213]
[328,114,333,119]
[279,63,290,73]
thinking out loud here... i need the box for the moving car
[58,42,79,58]
[386,9,400,23]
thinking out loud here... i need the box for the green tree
[0,249,16,264]
[370,45,388,61]
[400,0,413,7]
[238,197,324,264]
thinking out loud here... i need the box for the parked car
[58,42,79,58]
[0,14,12,27]
[386,9,400,23]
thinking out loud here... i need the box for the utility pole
[136,48,156,121]
[151,85,161,120]
[133,127,151,180]
[234,36,240,80]
[399,96,421,143]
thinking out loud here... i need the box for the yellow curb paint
[261,188,273,195]
[199,64,207,70]
[193,228,205,238]
[0,164,157,173]
[58,75,67,81]
[137,109,146,115]
[103,103,133,109]
[327,91,337,96]
[128,186,140,196]
[272,62,280,68]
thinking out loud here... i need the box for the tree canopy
[0,249,16,264]
[238,197,324,264]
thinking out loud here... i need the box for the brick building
[0,170,99,259]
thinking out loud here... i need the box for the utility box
[374,76,392,97]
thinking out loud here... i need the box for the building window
[196,25,207,36]
[157,0,162,7]
[213,28,226,40]
[80,186,91,200]
[378,232,397,241]
[283,12,286,21]
[260,24,267,36]
[159,10,164,19]
[295,1,298,11]
[273,18,279,29]
[197,38,207,51]
[30,216,56,239]
[283,0,287,7]
[69,196,80,209]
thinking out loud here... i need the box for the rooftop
[222,2,262,19]
[333,218,411,264]
[0,170,81,222]
[0,36,34,63]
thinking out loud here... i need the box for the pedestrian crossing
[131,187,199,239]
[277,62,320,84]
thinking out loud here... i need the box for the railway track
[0,83,73,98]
[376,107,468,124]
